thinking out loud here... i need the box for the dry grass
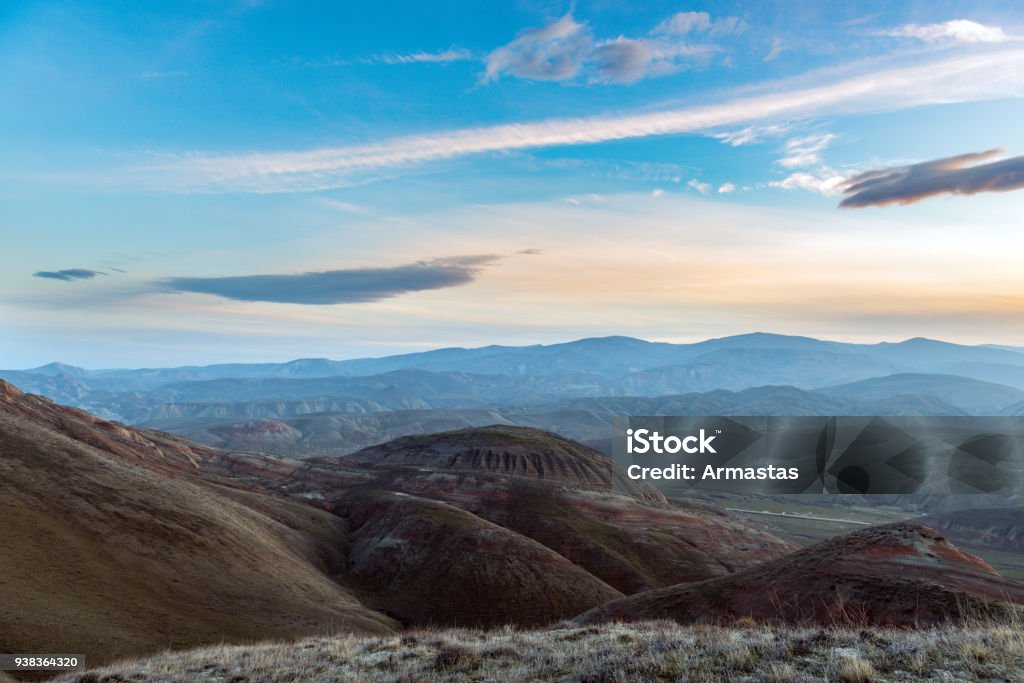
[50,619,1024,683]
[836,655,877,682]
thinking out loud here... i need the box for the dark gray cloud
[158,255,501,305]
[33,268,105,281]
[840,148,1024,208]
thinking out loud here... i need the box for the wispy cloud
[651,11,745,38]
[712,123,791,146]
[688,179,711,194]
[482,11,729,85]
[776,133,837,168]
[120,47,1024,193]
[876,19,1009,44]
[313,48,473,67]
[839,148,1024,208]
[33,268,105,281]
[157,255,500,305]
[763,37,785,62]
[141,70,189,79]
[718,182,736,193]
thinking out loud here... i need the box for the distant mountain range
[5,333,1024,454]
[12,333,1024,386]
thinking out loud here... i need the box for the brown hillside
[334,489,623,627]
[576,523,1024,627]
[0,380,395,668]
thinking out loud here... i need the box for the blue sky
[2,1,1024,367]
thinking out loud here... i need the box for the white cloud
[718,183,736,193]
[688,179,711,194]
[770,171,850,195]
[123,47,1024,193]
[877,19,1008,44]
[651,188,665,197]
[314,48,473,67]
[712,123,791,146]
[375,48,474,64]
[777,133,837,168]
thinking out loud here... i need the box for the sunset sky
[2,1,1024,367]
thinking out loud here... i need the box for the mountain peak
[26,361,89,377]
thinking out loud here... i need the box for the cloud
[141,70,189,79]
[33,269,105,282]
[157,256,500,305]
[372,48,473,65]
[768,133,849,195]
[777,133,837,168]
[483,14,592,82]
[839,148,1024,208]
[591,38,657,83]
[764,37,785,61]
[712,123,791,146]
[771,171,850,195]
[652,11,712,35]
[688,179,711,194]
[482,12,724,85]
[718,182,736,193]
[518,248,544,255]
[313,48,473,67]
[877,19,1009,44]
[123,47,1024,193]
[652,12,745,37]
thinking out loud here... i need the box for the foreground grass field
[52,619,1024,682]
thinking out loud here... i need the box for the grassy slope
[52,620,1024,683]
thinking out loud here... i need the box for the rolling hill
[576,523,1024,627]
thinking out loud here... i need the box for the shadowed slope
[334,489,624,627]
[0,380,395,667]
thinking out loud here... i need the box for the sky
[2,0,1024,368]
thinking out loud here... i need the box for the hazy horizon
[7,330,1024,372]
